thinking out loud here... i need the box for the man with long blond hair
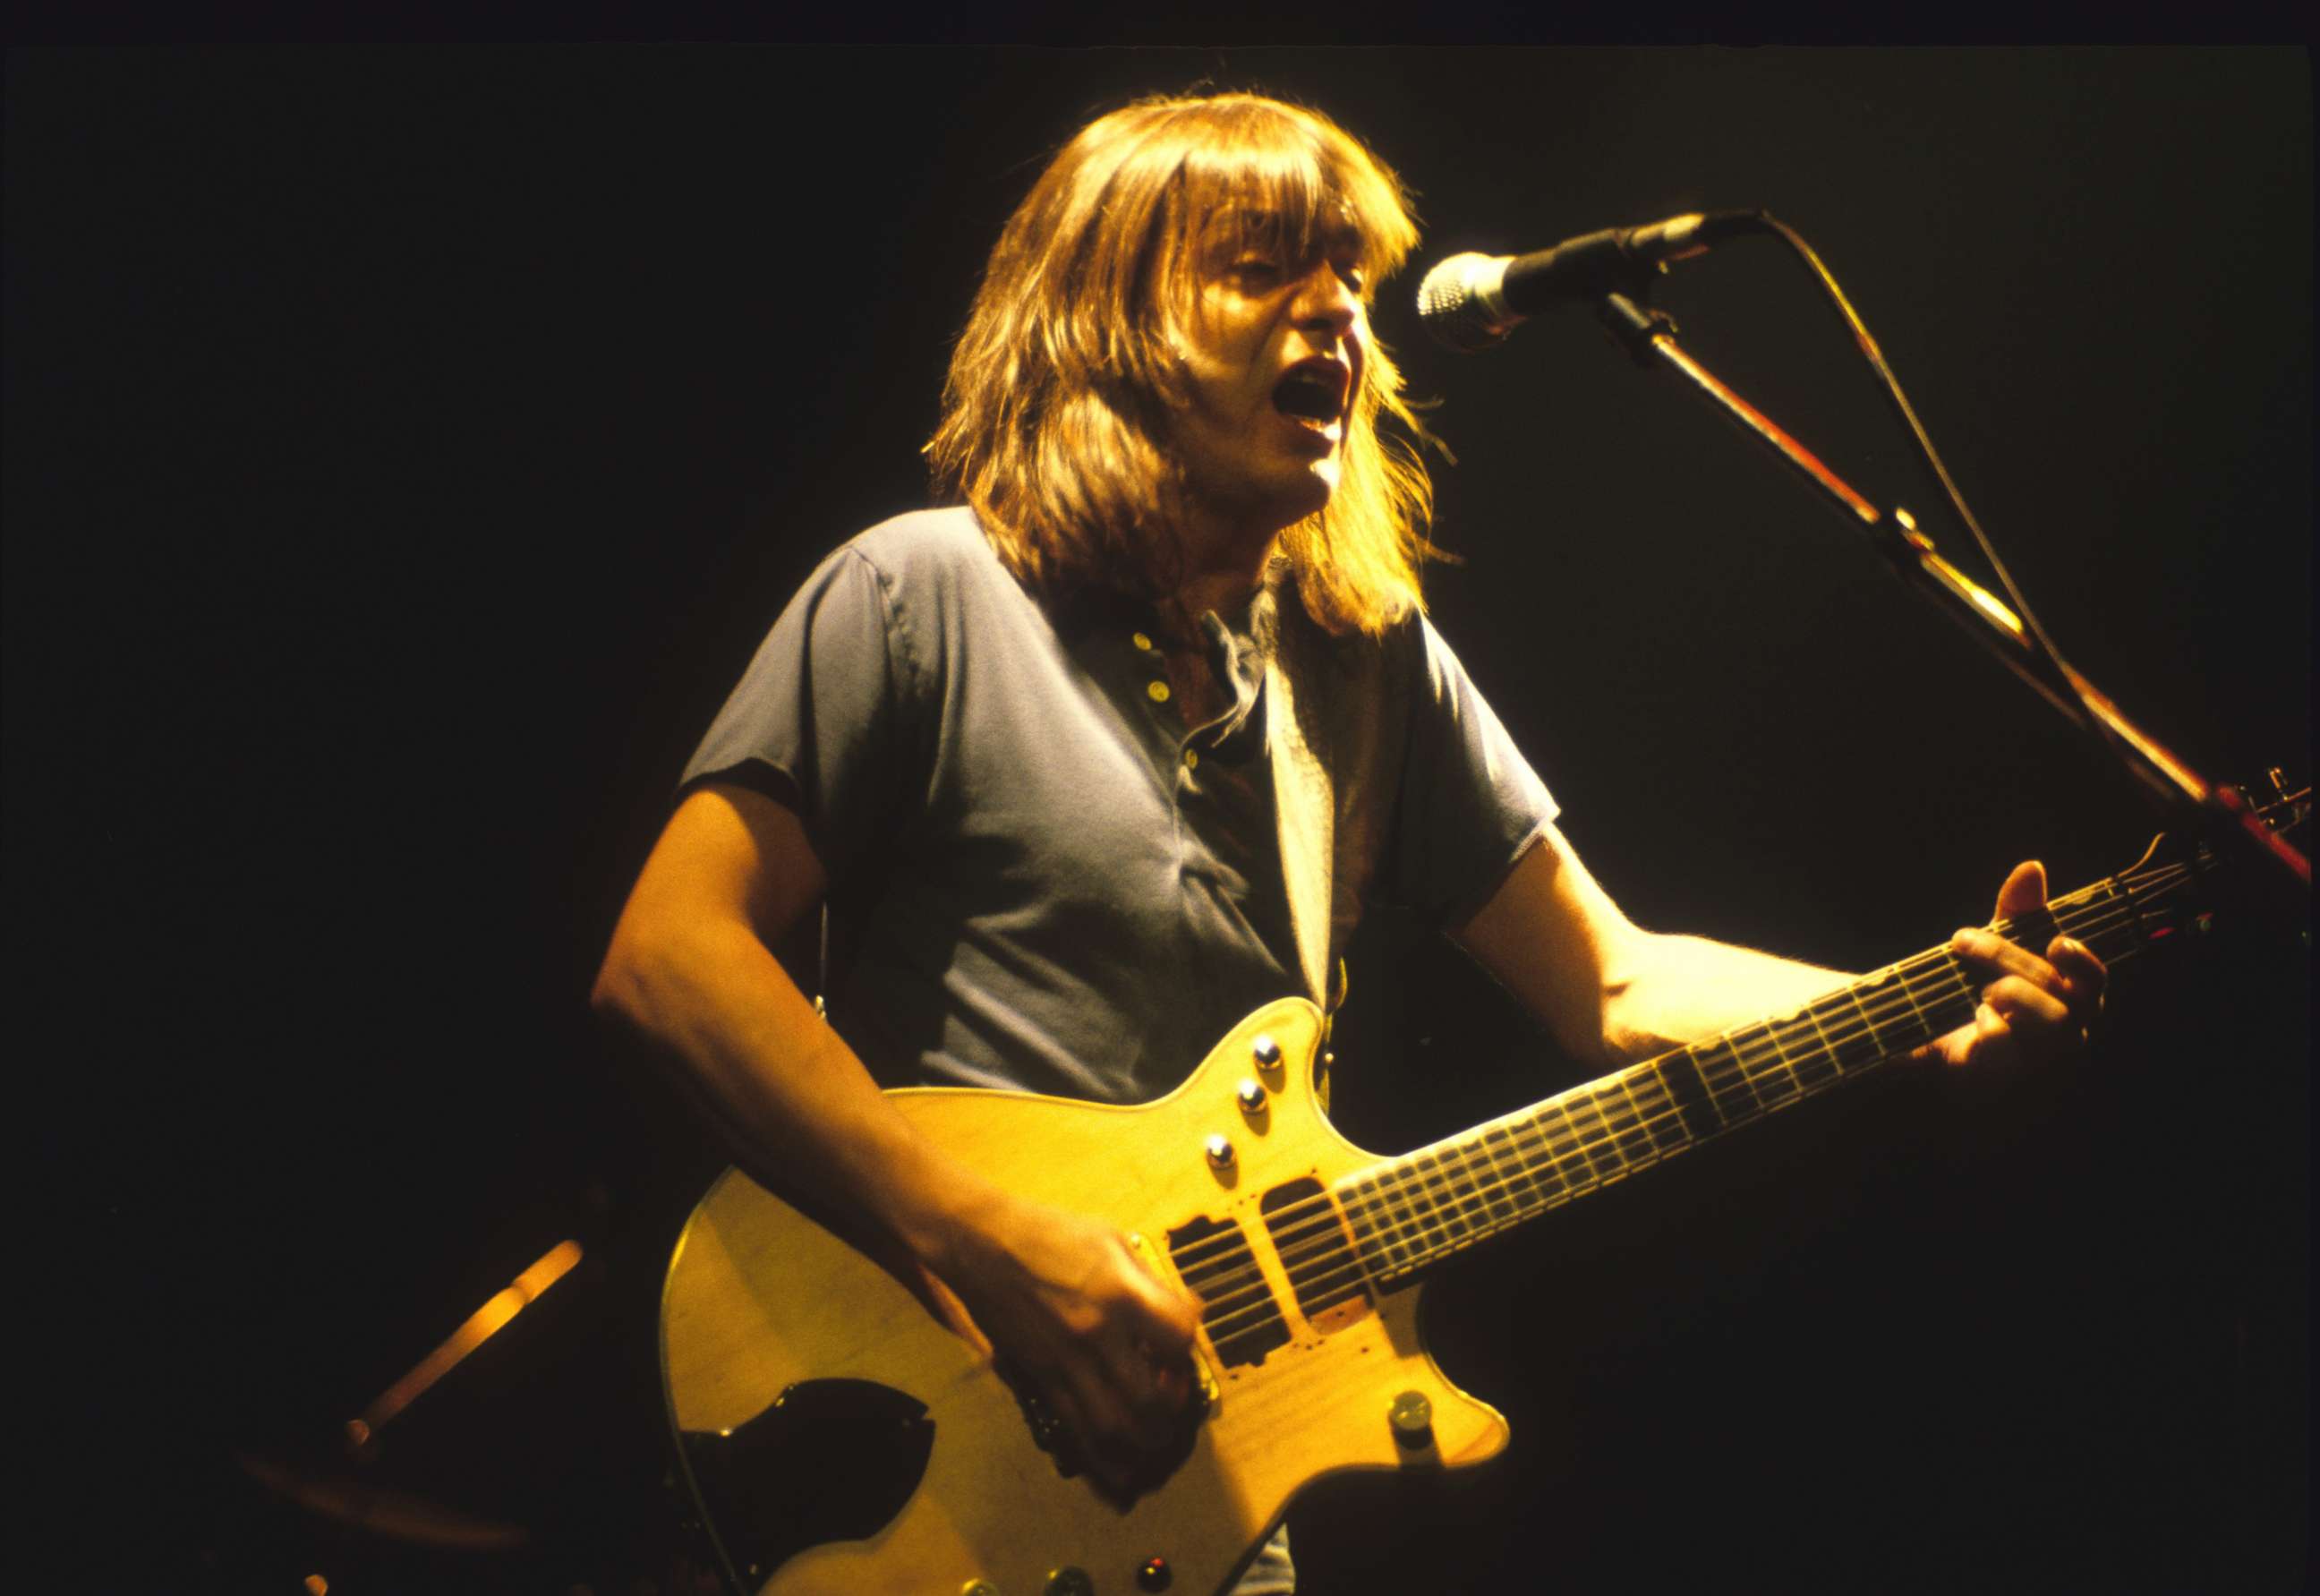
[593,91,2102,1592]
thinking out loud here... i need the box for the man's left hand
[1917,859,2108,1068]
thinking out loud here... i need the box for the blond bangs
[926,92,1446,637]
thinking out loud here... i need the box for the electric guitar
[659,799,2303,1596]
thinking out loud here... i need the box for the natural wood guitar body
[658,813,2282,1592]
[660,996,1507,1596]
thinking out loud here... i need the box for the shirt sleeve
[678,544,918,883]
[1377,615,1560,928]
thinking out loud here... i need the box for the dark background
[8,46,2308,1593]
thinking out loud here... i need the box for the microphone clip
[1595,291,1679,369]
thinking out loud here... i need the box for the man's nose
[1292,263,1360,333]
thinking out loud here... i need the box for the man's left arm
[1452,826,2105,1070]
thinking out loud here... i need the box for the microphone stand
[1591,290,2310,900]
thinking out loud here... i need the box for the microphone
[1416,210,1763,352]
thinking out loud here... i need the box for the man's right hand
[593,785,1204,1496]
[926,1187,1206,1500]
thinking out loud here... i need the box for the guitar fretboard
[1338,861,2189,1284]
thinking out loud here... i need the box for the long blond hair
[925,92,1446,637]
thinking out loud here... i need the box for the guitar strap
[1260,561,1397,1026]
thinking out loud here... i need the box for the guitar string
[1166,874,2179,1341]
[1164,868,2167,1290]
[1172,882,2158,1331]
[1183,879,2168,1338]
[1189,969,1981,1342]
[1162,864,2177,1287]
[1184,888,2172,1346]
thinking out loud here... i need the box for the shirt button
[1132,631,1155,653]
[1182,747,1199,770]
[1147,680,1171,704]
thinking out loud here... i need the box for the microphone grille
[1416,252,1515,353]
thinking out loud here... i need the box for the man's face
[1165,214,1369,550]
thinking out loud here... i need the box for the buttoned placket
[1130,616,1262,789]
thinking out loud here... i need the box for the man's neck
[1172,566,1265,627]
[1169,512,1276,626]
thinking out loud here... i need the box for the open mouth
[1272,360,1349,426]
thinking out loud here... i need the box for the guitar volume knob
[1204,1134,1235,1171]
[1390,1389,1434,1448]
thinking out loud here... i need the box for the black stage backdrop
[8,47,2308,1593]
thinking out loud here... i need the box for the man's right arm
[589,782,1199,1490]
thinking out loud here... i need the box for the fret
[1804,988,1875,1075]
[1334,846,2230,1293]
[1659,1048,1726,1139]
[1627,1063,1693,1154]
[1389,1168,1438,1266]
[1844,972,1901,1056]
[1746,1022,1804,1106]
[1447,1134,1508,1235]
[1376,1171,1431,1274]
[1406,1149,1462,1254]
[1602,1078,1660,1165]
[1561,1092,1625,1182]
[1889,960,1936,1035]
[1534,1100,1600,1191]
[1460,1136,1510,1233]
[1442,1139,1495,1250]
[1509,1110,1573,1206]
[1736,1034,1787,1113]
[1478,1122,1540,1220]
[1787,999,1840,1083]
[1349,1178,1411,1278]
[1688,1035,1755,1124]
[1931,952,1982,1029]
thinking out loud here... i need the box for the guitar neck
[1337,858,2197,1285]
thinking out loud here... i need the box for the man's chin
[1294,459,1340,518]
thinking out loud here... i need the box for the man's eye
[1233,259,1281,282]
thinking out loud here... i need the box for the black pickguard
[678,1378,934,1592]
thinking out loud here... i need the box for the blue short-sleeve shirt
[681,508,1557,1104]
